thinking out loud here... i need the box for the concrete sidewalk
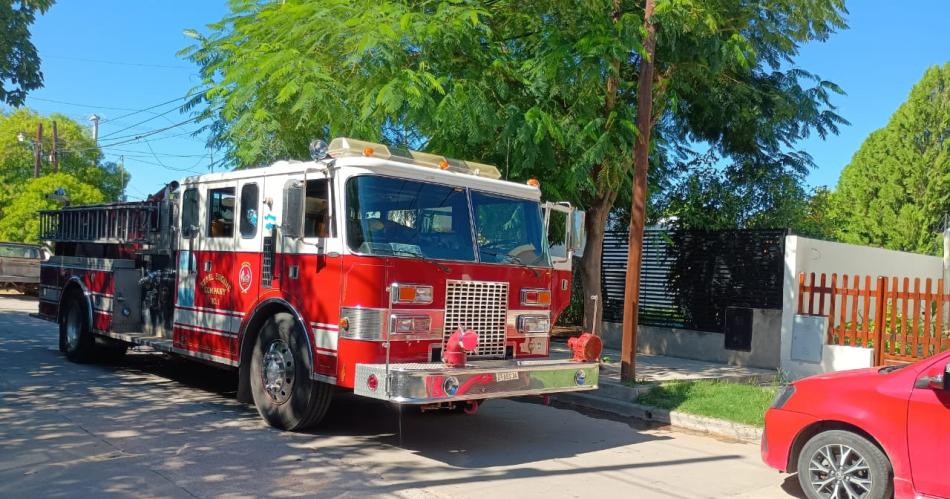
[550,340,777,384]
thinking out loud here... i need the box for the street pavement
[0,294,803,498]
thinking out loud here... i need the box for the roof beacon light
[308,139,329,160]
[527,177,540,188]
[327,137,502,180]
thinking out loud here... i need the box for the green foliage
[831,63,950,255]
[0,0,54,106]
[658,158,837,238]
[182,0,848,326]
[0,173,104,243]
[0,109,128,241]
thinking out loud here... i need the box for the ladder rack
[40,202,162,245]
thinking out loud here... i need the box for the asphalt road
[0,294,802,498]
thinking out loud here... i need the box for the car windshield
[345,176,476,262]
[345,176,550,267]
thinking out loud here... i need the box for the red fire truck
[37,137,599,431]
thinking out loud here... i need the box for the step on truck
[37,137,600,430]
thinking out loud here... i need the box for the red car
[762,350,950,499]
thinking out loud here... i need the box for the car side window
[207,187,236,238]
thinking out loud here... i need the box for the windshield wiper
[391,248,451,274]
[481,250,540,278]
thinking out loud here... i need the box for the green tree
[659,159,836,238]
[182,0,847,329]
[0,108,128,217]
[0,0,54,106]
[0,173,104,243]
[832,63,950,255]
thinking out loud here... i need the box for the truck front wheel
[249,313,332,431]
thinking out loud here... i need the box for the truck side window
[181,188,199,236]
[207,187,236,238]
[239,184,259,238]
[304,180,330,238]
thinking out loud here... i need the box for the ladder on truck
[39,201,174,250]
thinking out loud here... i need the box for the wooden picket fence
[797,273,950,365]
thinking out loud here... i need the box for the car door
[906,357,950,496]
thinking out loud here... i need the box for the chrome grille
[443,280,509,358]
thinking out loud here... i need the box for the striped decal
[311,322,339,356]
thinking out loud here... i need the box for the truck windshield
[345,176,550,267]
[471,191,550,267]
[345,176,476,262]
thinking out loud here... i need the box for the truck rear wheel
[60,295,96,363]
[249,313,332,431]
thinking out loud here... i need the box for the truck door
[174,181,240,362]
[233,178,263,312]
[278,171,343,377]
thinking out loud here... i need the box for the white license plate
[495,371,518,382]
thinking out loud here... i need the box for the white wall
[780,236,943,379]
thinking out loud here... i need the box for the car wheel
[60,295,96,362]
[797,430,893,499]
[249,313,332,431]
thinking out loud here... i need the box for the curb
[554,384,763,443]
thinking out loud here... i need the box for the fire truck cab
[37,137,599,431]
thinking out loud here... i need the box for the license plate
[495,371,518,382]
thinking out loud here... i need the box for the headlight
[391,283,433,305]
[770,384,796,409]
[517,315,550,333]
[392,315,431,334]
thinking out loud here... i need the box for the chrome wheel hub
[261,339,294,404]
[807,444,872,499]
[65,307,81,350]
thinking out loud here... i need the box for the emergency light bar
[327,137,502,180]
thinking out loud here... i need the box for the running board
[95,330,238,367]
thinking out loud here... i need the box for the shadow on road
[0,306,752,497]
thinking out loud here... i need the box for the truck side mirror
[570,210,586,257]
[282,180,304,239]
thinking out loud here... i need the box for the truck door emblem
[239,262,253,293]
[199,273,232,306]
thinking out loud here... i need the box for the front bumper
[353,359,599,404]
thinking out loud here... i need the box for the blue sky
[9,1,950,200]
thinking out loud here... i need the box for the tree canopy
[0,0,54,107]
[0,109,128,242]
[831,63,949,255]
[0,173,104,243]
[182,0,848,328]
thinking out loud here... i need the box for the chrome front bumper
[353,359,599,404]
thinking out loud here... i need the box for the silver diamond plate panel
[443,280,509,358]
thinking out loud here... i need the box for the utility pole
[89,114,100,144]
[34,122,43,178]
[51,120,59,173]
[620,0,657,382]
[119,155,126,201]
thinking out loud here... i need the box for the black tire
[60,295,96,363]
[797,430,893,499]
[249,313,332,431]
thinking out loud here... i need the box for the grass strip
[636,380,779,427]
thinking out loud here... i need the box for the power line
[43,55,192,70]
[98,104,187,140]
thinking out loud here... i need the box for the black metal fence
[602,228,787,332]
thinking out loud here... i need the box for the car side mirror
[924,364,950,391]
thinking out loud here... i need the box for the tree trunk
[578,194,613,334]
